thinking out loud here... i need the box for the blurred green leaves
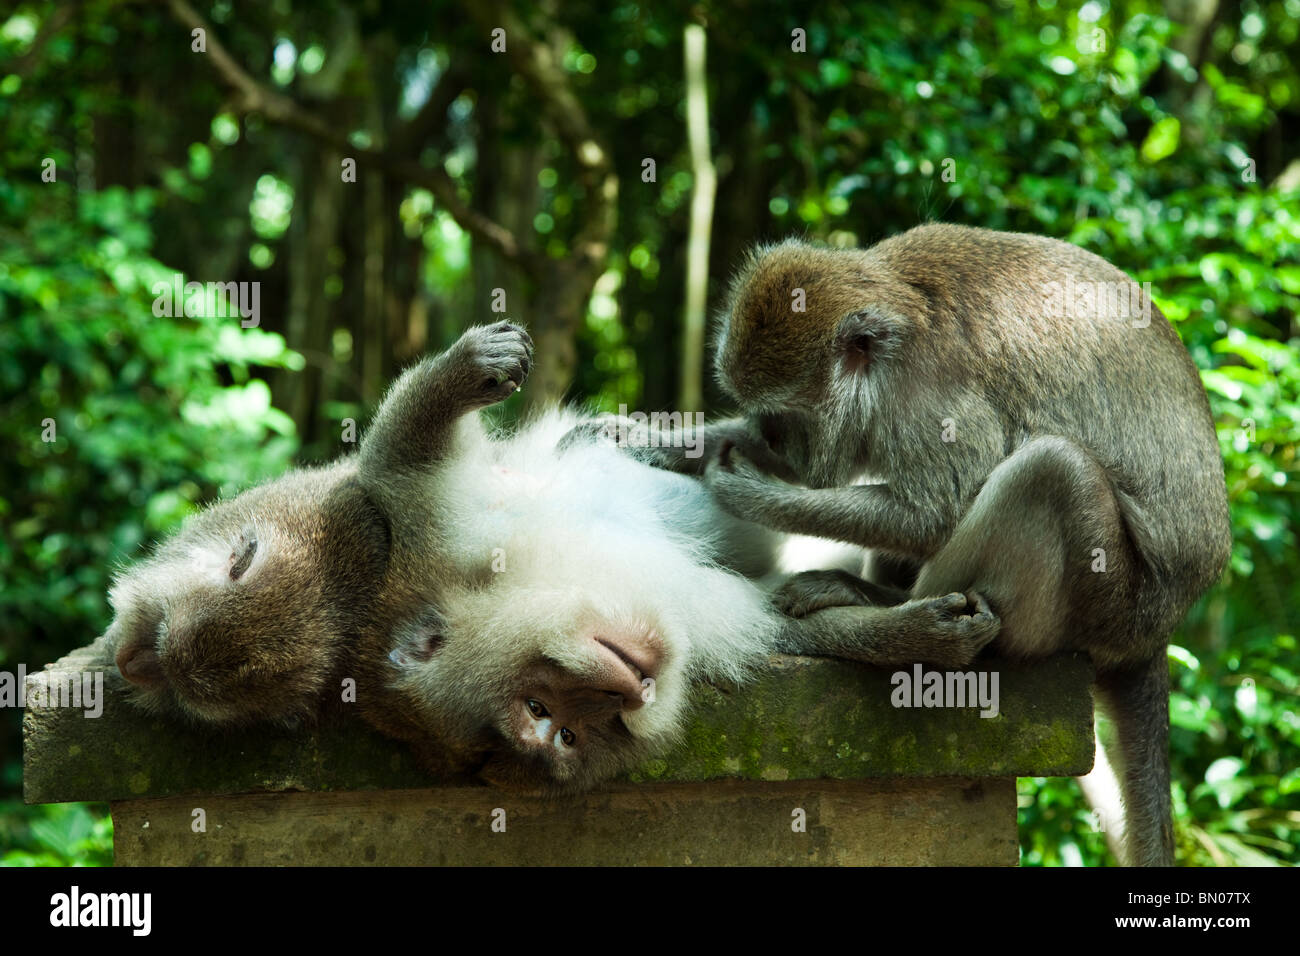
[0,94,302,679]
[1140,117,1181,163]
[0,803,112,867]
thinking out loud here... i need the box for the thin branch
[162,0,539,276]
[465,0,616,275]
[679,23,715,412]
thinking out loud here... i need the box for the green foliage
[1017,776,1114,867]
[0,21,304,865]
[0,176,303,664]
[1170,634,1300,865]
[715,0,1300,866]
[0,802,112,867]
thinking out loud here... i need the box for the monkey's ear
[388,606,447,668]
[115,630,167,689]
[835,310,888,375]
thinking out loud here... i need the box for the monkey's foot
[452,321,534,407]
[775,569,901,617]
[900,592,1000,669]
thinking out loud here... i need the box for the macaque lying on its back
[108,322,996,790]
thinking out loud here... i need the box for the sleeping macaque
[106,320,995,790]
[675,224,1231,866]
[108,459,388,727]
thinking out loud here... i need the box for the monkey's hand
[896,592,1000,669]
[445,321,534,409]
[556,413,646,453]
[775,569,906,617]
[360,322,532,474]
[703,443,799,523]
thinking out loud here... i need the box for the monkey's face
[386,579,689,793]
[109,465,389,727]
[715,241,922,488]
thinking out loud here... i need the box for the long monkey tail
[1092,653,1175,866]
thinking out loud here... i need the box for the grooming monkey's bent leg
[778,437,1138,664]
[912,436,1139,658]
[909,436,1168,865]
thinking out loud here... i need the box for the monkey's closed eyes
[228,531,257,580]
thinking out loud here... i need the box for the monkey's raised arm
[360,321,532,475]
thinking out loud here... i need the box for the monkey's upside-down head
[109,460,389,727]
[383,591,673,792]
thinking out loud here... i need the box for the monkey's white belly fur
[436,409,786,697]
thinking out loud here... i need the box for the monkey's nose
[593,637,658,704]
[606,690,645,712]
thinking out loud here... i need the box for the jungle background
[1,0,1296,866]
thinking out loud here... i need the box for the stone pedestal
[24,637,1094,866]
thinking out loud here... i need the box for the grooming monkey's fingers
[703,447,779,521]
[556,413,641,452]
[715,433,797,482]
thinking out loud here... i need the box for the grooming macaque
[102,224,1225,866]
[109,321,995,790]
[689,224,1231,866]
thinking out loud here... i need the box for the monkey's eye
[559,727,576,747]
[526,698,549,719]
[228,537,257,580]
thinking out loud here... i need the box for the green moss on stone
[25,647,1095,802]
